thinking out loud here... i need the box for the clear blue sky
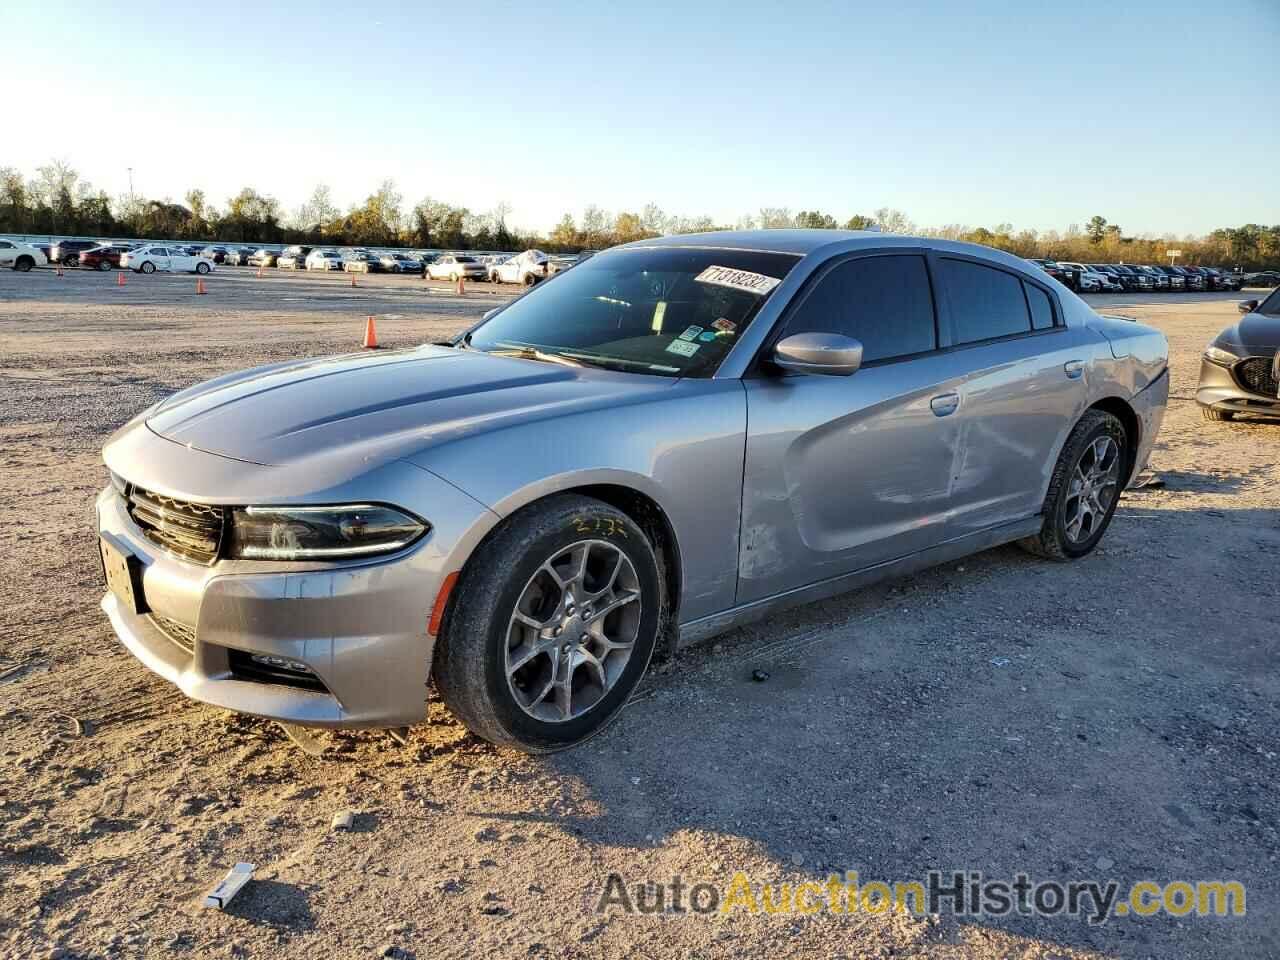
[8,0,1278,236]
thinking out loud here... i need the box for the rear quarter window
[940,258,1032,344]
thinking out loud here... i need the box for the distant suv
[278,245,312,269]
[49,239,98,265]
[1154,265,1188,291]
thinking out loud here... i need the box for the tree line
[2,161,1277,270]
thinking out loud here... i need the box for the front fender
[408,381,748,622]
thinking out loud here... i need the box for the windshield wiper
[486,342,585,368]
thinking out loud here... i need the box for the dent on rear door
[738,356,965,605]
[944,327,1092,536]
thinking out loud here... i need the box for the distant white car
[305,250,344,271]
[427,254,487,282]
[491,249,551,286]
[0,239,48,272]
[120,245,213,274]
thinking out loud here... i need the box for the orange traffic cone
[362,315,379,349]
[456,275,465,296]
[116,271,126,287]
[350,272,358,288]
[196,277,207,295]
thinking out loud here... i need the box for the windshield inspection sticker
[695,266,782,296]
[666,339,701,358]
[712,317,737,333]
[678,325,703,341]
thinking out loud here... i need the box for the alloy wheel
[504,539,641,723]
[1064,436,1120,545]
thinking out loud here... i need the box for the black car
[49,239,99,265]
[1203,267,1240,291]
[225,247,256,266]
[1197,289,1280,421]
[1028,257,1072,287]
[201,246,230,264]
[1161,265,1204,291]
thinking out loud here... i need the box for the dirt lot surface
[1,268,1277,959]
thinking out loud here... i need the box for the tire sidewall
[1050,415,1127,559]
[450,500,661,750]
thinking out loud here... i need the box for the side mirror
[772,333,863,376]
[1238,299,1259,315]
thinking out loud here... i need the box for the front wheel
[434,494,661,752]
[1019,409,1127,561]
[98,260,112,272]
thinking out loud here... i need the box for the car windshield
[467,247,800,378]
[1258,288,1280,316]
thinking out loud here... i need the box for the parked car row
[1028,258,1244,293]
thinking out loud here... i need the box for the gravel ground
[1,268,1277,960]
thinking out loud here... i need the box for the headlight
[227,504,428,560]
[1203,345,1239,366]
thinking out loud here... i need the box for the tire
[15,256,34,272]
[434,494,662,752]
[523,273,536,287]
[98,260,112,272]
[1019,409,1127,561]
[140,261,156,274]
[196,262,210,275]
[1201,406,1235,422]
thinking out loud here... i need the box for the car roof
[616,229,1045,275]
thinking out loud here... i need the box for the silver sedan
[97,231,1169,751]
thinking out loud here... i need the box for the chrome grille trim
[126,486,226,565]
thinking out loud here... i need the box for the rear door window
[939,258,1032,344]
[783,254,937,363]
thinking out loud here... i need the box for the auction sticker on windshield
[695,265,782,296]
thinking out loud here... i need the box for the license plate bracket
[100,532,149,615]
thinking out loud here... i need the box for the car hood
[144,345,675,468]
[1219,313,1280,351]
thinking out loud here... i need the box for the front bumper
[1196,355,1280,414]
[94,441,500,728]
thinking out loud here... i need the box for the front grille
[151,614,196,654]
[127,486,226,565]
[1235,357,1279,398]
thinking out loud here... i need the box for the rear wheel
[1201,406,1235,422]
[15,256,34,272]
[140,261,156,274]
[434,494,661,752]
[98,260,112,272]
[1020,409,1127,561]
[196,261,210,274]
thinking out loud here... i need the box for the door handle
[930,392,960,417]
[1064,359,1085,379]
